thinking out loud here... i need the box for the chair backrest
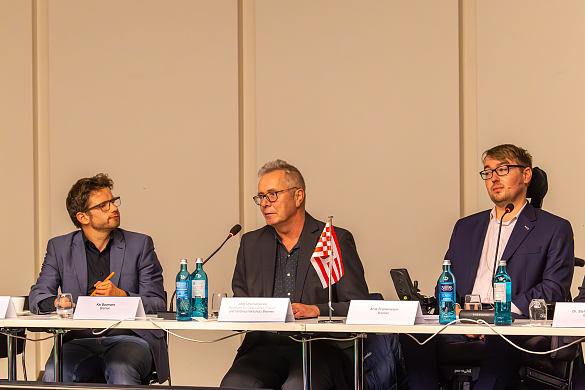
[526,167,548,209]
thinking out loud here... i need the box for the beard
[89,213,120,231]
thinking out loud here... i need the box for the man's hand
[291,303,320,319]
[93,280,127,297]
[54,297,75,308]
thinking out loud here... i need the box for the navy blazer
[436,203,574,317]
[29,229,169,383]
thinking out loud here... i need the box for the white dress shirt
[471,202,527,315]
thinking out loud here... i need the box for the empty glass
[464,294,482,311]
[529,299,547,325]
[56,293,73,319]
[211,292,227,318]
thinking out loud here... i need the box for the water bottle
[494,260,512,325]
[191,257,208,319]
[175,259,192,321]
[438,259,456,324]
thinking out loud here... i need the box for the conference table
[2,315,585,389]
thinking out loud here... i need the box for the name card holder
[346,300,424,325]
[0,297,17,319]
[218,297,294,323]
[73,296,146,320]
[552,302,585,328]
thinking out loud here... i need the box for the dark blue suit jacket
[436,203,574,316]
[29,228,169,383]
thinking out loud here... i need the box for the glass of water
[56,293,73,319]
[464,294,482,310]
[529,299,547,325]
[211,292,227,319]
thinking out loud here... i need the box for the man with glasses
[406,144,574,390]
[221,159,373,389]
[29,173,169,385]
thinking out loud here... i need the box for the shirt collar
[490,200,528,226]
[82,231,113,252]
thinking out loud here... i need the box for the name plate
[0,297,17,319]
[552,302,585,327]
[73,297,146,320]
[346,300,424,325]
[218,297,294,323]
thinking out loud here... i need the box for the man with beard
[405,144,574,390]
[29,173,168,385]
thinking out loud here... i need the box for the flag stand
[319,216,343,323]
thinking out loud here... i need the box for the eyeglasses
[84,197,121,213]
[253,188,297,206]
[479,165,526,180]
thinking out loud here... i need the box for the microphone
[202,224,242,265]
[492,203,514,284]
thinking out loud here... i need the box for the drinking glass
[211,292,227,318]
[464,294,482,311]
[529,299,547,325]
[56,293,73,319]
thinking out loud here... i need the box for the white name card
[552,302,585,328]
[346,300,424,325]
[218,297,294,323]
[73,297,146,320]
[0,297,17,319]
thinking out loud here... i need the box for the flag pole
[327,216,333,321]
[319,216,343,323]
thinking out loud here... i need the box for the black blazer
[232,212,369,315]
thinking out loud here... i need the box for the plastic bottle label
[192,280,206,298]
[440,283,454,302]
[494,283,507,302]
[176,281,189,299]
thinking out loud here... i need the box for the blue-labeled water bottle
[191,257,208,319]
[438,259,456,324]
[176,259,192,321]
[494,259,512,325]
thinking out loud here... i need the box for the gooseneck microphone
[202,224,242,265]
[492,203,514,281]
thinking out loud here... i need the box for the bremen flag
[311,218,344,288]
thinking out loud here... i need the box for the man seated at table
[220,159,373,390]
[29,173,169,385]
[406,144,574,390]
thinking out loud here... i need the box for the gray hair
[258,159,306,191]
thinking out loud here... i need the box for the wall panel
[255,0,461,299]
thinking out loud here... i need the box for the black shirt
[84,233,113,296]
[273,233,301,300]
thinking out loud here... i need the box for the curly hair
[66,173,114,229]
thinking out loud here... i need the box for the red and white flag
[311,218,344,288]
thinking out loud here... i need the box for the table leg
[6,330,18,380]
[354,334,365,390]
[301,335,311,390]
[53,331,64,382]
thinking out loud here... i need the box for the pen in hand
[90,272,115,296]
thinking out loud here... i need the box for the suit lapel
[71,232,88,295]
[261,230,277,297]
[109,229,125,286]
[467,214,490,290]
[294,213,320,303]
[502,203,535,262]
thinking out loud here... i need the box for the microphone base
[459,310,495,324]
[157,310,176,320]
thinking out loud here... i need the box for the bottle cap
[498,260,507,266]
[196,257,203,264]
[443,259,451,265]
[180,259,187,264]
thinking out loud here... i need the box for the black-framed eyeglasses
[83,197,121,213]
[479,165,526,180]
[253,188,298,206]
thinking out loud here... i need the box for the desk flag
[311,218,344,288]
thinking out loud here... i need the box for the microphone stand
[319,216,343,323]
[491,204,514,293]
